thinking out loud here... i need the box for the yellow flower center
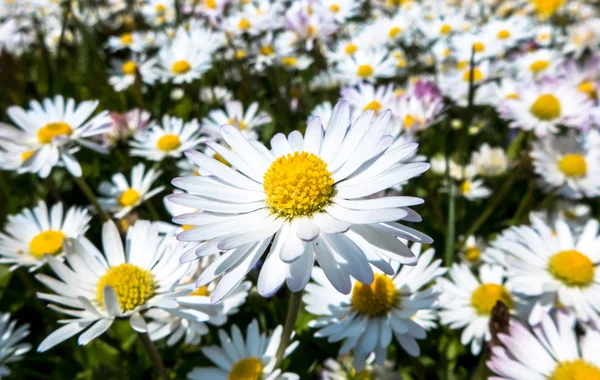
[238,18,251,30]
[472,42,485,52]
[182,224,194,230]
[156,134,181,151]
[171,60,191,74]
[189,286,209,296]
[464,246,481,262]
[460,180,472,194]
[462,68,484,82]
[329,4,340,12]
[155,4,165,13]
[122,60,137,75]
[344,43,358,54]
[235,50,247,59]
[505,93,519,100]
[263,152,334,218]
[96,263,156,312]
[531,0,565,18]
[456,60,469,69]
[260,45,274,56]
[551,359,600,380]
[356,64,374,78]
[440,24,452,34]
[389,27,402,38]
[281,56,298,66]
[120,33,133,45]
[529,94,561,120]
[351,274,399,317]
[29,230,66,258]
[558,154,587,178]
[227,117,248,130]
[497,29,511,39]
[549,250,594,287]
[363,100,382,113]
[403,114,417,129]
[119,188,141,207]
[21,150,35,161]
[578,81,596,99]
[471,283,513,315]
[37,122,73,144]
[228,357,263,380]
[206,0,217,9]
[529,60,549,73]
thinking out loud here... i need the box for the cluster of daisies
[0,0,599,379]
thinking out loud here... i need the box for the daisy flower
[101,109,151,148]
[187,320,299,380]
[438,264,519,355]
[98,163,164,219]
[530,130,600,199]
[485,216,600,326]
[106,32,137,52]
[321,354,399,380]
[514,49,560,79]
[1,96,111,177]
[459,235,486,267]
[130,116,205,161]
[340,82,396,120]
[36,220,192,351]
[439,61,494,106]
[481,16,530,51]
[169,100,431,302]
[202,100,272,141]
[335,49,397,84]
[456,165,491,201]
[500,79,592,136]
[470,143,508,177]
[393,79,444,133]
[0,136,39,174]
[320,0,360,23]
[141,0,176,26]
[0,313,31,378]
[199,86,233,105]
[487,311,600,379]
[108,57,157,92]
[304,245,445,370]
[154,29,212,84]
[417,12,466,42]
[563,22,600,57]
[0,201,90,271]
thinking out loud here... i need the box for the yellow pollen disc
[356,64,374,78]
[505,93,519,100]
[464,246,481,262]
[530,94,561,120]
[228,117,248,130]
[345,43,358,54]
[307,25,316,38]
[96,263,156,312]
[122,60,137,75]
[156,134,181,151]
[549,250,594,287]
[403,114,417,129]
[228,357,263,380]
[120,33,133,45]
[460,180,472,194]
[21,150,35,161]
[529,60,549,73]
[351,274,399,317]
[260,45,274,56]
[472,42,485,52]
[363,100,382,113]
[470,283,513,315]
[206,0,217,9]
[558,154,587,178]
[236,50,247,59]
[171,60,191,74]
[238,18,251,30]
[119,188,141,207]
[329,4,340,12]
[578,81,596,98]
[497,29,510,39]
[389,27,402,38]
[440,24,452,34]
[456,61,468,69]
[29,230,66,258]
[189,286,209,296]
[462,68,484,82]
[394,88,405,97]
[532,0,566,18]
[37,122,73,144]
[155,4,166,12]
[182,224,194,230]
[281,56,297,66]
[263,151,334,218]
[552,359,600,380]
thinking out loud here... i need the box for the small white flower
[470,143,508,177]
[0,313,31,378]
[202,100,272,141]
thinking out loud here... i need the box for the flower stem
[71,175,110,223]
[444,184,456,266]
[275,289,303,366]
[139,332,169,380]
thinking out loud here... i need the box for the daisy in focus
[0,201,90,271]
[1,96,111,177]
[304,245,445,370]
[98,163,164,219]
[0,313,31,378]
[485,216,600,326]
[169,100,431,302]
[36,220,191,351]
[487,311,600,379]
[187,319,299,380]
[202,100,272,141]
[130,116,205,161]
[438,264,519,355]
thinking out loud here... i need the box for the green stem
[510,179,535,225]
[444,185,456,266]
[145,200,161,221]
[71,175,110,223]
[139,332,169,380]
[275,290,303,366]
